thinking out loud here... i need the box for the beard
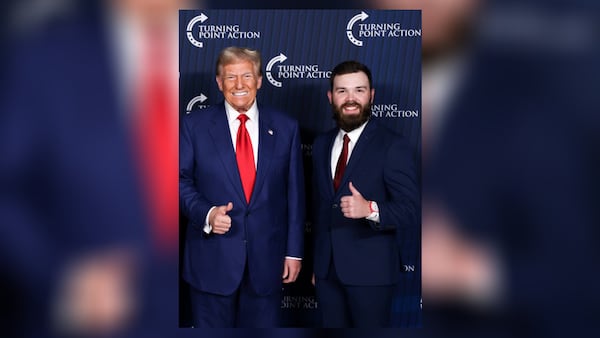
[332,100,371,132]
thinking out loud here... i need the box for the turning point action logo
[371,104,419,118]
[346,11,422,47]
[186,13,261,48]
[266,53,331,88]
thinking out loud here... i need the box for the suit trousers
[315,257,395,327]
[190,262,282,327]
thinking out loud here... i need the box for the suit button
[332,204,338,209]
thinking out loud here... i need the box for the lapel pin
[268,129,274,135]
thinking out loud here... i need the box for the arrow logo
[266,53,287,87]
[346,11,369,47]
[186,93,208,113]
[186,13,209,48]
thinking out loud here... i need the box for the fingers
[340,196,357,218]
[211,213,231,234]
[282,264,289,279]
[282,259,301,283]
[53,250,136,336]
[211,202,233,234]
[340,184,369,218]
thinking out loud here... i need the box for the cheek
[333,94,346,104]
[332,97,343,107]
[359,94,371,105]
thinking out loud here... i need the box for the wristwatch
[368,200,379,218]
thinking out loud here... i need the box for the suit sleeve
[285,121,305,258]
[376,140,419,231]
[179,115,212,229]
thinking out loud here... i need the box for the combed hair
[216,46,262,77]
[329,60,373,90]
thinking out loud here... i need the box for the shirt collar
[224,100,259,124]
[337,119,369,144]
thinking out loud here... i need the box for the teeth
[233,91,248,96]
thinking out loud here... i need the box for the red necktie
[134,25,178,254]
[236,114,256,203]
[333,134,350,191]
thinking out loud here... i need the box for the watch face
[370,201,379,213]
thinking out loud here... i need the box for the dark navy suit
[180,102,305,326]
[311,118,419,326]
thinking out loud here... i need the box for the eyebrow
[226,72,252,75]
[334,85,369,90]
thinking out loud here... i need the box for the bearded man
[311,60,419,327]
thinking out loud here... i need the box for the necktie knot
[343,134,350,146]
[238,113,249,124]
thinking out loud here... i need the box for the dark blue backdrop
[179,9,421,327]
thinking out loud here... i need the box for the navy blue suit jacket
[311,119,418,286]
[180,102,305,296]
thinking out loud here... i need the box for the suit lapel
[207,103,246,204]
[251,108,275,206]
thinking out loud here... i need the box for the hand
[209,202,233,234]
[340,182,371,219]
[52,249,137,336]
[422,204,501,304]
[282,258,301,283]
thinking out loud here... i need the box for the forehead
[332,72,370,89]
[221,60,256,75]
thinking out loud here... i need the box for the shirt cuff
[285,256,302,260]
[203,206,216,234]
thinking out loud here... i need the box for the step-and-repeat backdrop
[179,9,421,327]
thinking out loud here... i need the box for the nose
[346,90,356,102]
[235,76,244,89]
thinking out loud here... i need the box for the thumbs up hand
[209,202,233,234]
[340,182,371,219]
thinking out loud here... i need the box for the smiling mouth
[232,91,248,96]
[342,103,360,112]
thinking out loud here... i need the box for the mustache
[341,101,361,109]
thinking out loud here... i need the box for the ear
[256,75,263,90]
[370,88,375,104]
[216,75,223,92]
[327,90,332,104]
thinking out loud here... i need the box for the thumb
[282,263,289,278]
[225,202,233,212]
[349,182,361,196]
